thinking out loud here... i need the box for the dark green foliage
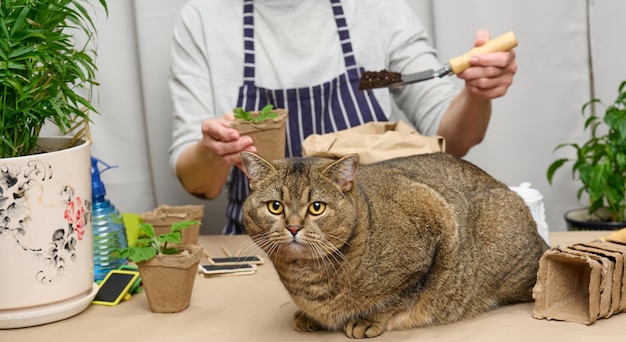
[547,81,626,222]
[0,0,108,158]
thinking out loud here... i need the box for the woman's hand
[199,112,256,169]
[175,111,257,199]
[456,29,517,100]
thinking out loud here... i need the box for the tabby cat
[241,151,549,339]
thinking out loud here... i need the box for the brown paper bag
[301,120,445,164]
[231,108,288,161]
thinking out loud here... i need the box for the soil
[358,70,402,90]
[26,138,85,155]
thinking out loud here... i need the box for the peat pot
[137,244,203,313]
[141,205,204,245]
[231,108,288,161]
[0,138,96,329]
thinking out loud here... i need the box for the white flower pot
[0,138,96,328]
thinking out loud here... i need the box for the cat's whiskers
[318,235,350,263]
[250,233,279,260]
[231,238,266,258]
[249,233,269,247]
[316,238,350,273]
[300,231,350,278]
[266,234,289,260]
[306,241,338,278]
[324,233,352,249]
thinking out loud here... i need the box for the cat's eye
[308,202,326,216]
[267,201,284,215]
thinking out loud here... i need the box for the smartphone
[209,255,264,266]
[198,263,257,276]
[92,270,141,306]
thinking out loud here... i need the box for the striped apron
[224,0,387,234]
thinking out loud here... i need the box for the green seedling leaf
[112,219,200,263]
[114,246,157,263]
[138,222,155,238]
[234,107,251,121]
[162,247,181,255]
[260,104,274,116]
[160,233,182,245]
[233,105,278,123]
[171,220,198,233]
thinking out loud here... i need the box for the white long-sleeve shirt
[169,0,458,174]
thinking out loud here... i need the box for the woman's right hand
[200,112,257,169]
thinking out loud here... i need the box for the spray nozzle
[91,156,119,200]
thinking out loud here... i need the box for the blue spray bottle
[91,157,128,281]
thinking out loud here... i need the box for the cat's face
[241,152,360,261]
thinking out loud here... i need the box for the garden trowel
[358,31,518,90]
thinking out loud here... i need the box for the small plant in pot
[114,220,203,313]
[231,104,288,161]
[1,0,107,158]
[0,0,108,327]
[547,80,626,230]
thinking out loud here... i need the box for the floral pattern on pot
[0,159,92,284]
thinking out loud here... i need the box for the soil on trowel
[358,70,402,90]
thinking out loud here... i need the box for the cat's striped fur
[241,151,548,338]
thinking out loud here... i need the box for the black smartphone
[209,255,264,266]
[198,263,257,276]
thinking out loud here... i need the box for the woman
[169,0,517,234]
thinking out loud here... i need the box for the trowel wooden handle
[448,31,518,74]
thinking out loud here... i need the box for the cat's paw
[293,310,322,332]
[344,319,385,338]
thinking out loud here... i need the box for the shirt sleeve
[168,3,218,176]
[379,0,459,136]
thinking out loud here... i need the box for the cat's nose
[287,225,302,236]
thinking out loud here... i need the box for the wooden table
[1,231,624,341]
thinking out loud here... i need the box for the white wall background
[88,0,626,234]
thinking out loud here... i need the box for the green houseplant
[547,80,626,230]
[0,0,107,158]
[0,0,107,329]
[114,220,204,313]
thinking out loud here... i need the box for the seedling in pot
[234,104,278,123]
[113,220,199,263]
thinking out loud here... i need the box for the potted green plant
[0,0,107,328]
[231,104,288,161]
[1,0,107,158]
[547,80,626,230]
[114,220,203,313]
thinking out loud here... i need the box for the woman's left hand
[456,29,517,100]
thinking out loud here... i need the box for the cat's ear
[241,151,276,190]
[322,154,359,192]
